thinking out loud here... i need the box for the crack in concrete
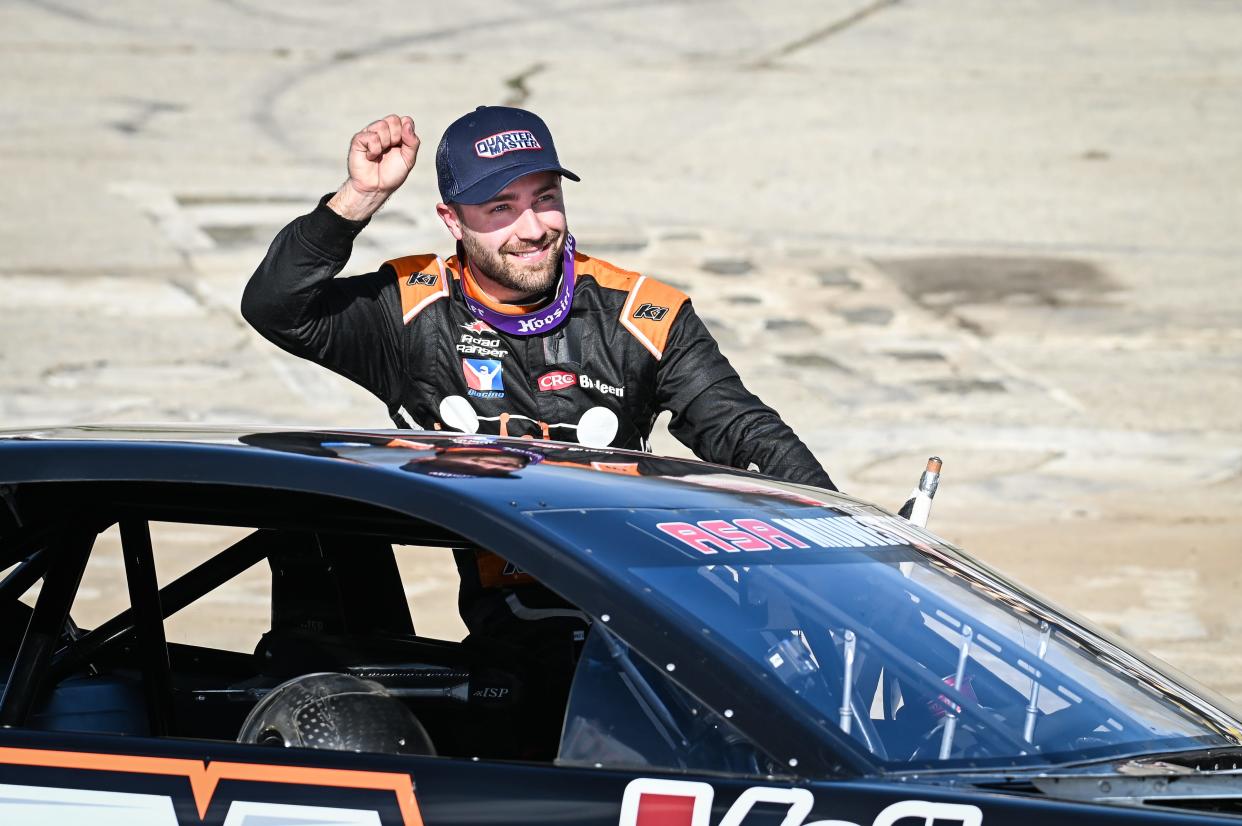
[248,0,673,159]
[748,0,902,68]
[503,62,546,107]
[210,0,322,27]
[20,0,144,32]
[109,97,184,136]
[815,229,1242,261]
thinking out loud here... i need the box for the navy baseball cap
[435,106,580,205]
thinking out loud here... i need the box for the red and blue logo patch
[463,358,504,399]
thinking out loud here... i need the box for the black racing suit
[242,195,836,756]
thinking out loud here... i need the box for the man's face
[403,448,533,478]
[439,171,568,297]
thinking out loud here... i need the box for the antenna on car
[897,457,942,528]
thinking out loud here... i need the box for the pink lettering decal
[734,518,811,549]
[698,519,772,552]
[656,522,736,555]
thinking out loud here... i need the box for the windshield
[534,501,1242,770]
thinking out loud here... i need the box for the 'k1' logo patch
[633,302,669,321]
[462,358,505,399]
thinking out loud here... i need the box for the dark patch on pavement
[202,226,264,247]
[651,274,690,291]
[815,267,860,288]
[700,317,733,338]
[176,194,309,207]
[765,318,820,333]
[780,353,853,373]
[370,212,416,226]
[660,230,702,242]
[836,306,894,325]
[702,258,754,276]
[917,378,1007,395]
[578,239,649,254]
[875,255,1116,311]
[885,350,947,362]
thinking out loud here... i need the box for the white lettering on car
[618,778,984,826]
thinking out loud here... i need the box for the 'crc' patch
[538,370,578,392]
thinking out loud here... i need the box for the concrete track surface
[2,2,1240,696]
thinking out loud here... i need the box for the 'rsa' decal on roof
[619,777,982,826]
[656,516,916,555]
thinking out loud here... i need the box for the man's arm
[240,198,405,403]
[240,115,422,406]
[656,303,838,491]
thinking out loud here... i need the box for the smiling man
[242,106,834,489]
[241,108,836,750]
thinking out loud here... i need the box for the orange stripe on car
[0,745,425,825]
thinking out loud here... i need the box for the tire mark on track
[211,0,323,27]
[21,0,144,31]
[748,0,902,68]
[528,0,714,57]
[503,63,546,107]
[248,0,684,159]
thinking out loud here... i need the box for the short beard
[460,228,564,299]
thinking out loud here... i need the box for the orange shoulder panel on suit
[473,549,537,588]
[575,253,689,360]
[386,254,450,324]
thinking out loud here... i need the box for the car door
[0,473,1162,826]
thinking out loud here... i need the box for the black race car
[2,425,1242,825]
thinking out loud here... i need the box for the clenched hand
[327,114,420,221]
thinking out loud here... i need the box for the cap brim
[450,162,580,205]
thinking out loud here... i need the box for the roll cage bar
[0,482,468,734]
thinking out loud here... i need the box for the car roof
[0,424,861,515]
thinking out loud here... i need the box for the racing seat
[29,672,149,736]
[0,599,149,737]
